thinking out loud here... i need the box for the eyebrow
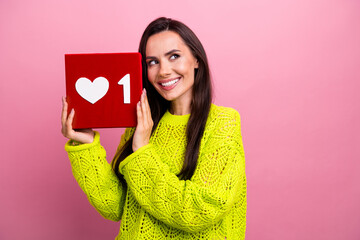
[146,49,181,60]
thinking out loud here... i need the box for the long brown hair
[112,17,212,182]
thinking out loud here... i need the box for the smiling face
[145,31,199,108]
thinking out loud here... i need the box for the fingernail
[70,108,74,114]
[143,88,147,95]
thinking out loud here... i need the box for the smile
[160,77,180,87]
[158,77,181,90]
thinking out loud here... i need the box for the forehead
[146,31,188,56]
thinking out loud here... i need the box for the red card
[65,53,142,129]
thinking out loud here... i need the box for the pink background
[1,0,359,239]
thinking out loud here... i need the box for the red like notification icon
[65,53,143,129]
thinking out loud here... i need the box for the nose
[158,61,171,78]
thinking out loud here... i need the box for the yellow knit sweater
[65,104,246,239]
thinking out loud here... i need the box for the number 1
[118,74,130,104]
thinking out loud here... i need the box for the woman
[62,17,246,239]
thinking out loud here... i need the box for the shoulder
[206,104,241,127]
[201,104,242,142]
[200,104,243,151]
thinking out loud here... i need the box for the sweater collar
[161,110,190,125]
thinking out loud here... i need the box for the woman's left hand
[132,89,154,152]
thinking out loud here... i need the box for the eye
[147,59,158,66]
[170,54,180,60]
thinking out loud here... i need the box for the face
[145,31,199,105]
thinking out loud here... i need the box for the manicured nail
[70,108,74,114]
[141,91,145,100]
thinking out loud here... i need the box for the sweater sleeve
[65,129,132,221]
[119,109,246,233]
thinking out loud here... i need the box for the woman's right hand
[61,96,95,144]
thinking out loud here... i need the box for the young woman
[62,17,246,239]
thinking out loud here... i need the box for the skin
[146,31,198,115]
[61,30,198,151]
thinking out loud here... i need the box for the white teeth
[160,78,179,87]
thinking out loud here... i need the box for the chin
[159,92,177,102]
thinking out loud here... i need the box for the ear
[195,59,199,69]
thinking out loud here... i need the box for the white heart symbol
[75,77,109,104]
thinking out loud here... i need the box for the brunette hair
[112,17,212,181]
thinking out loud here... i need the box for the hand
[61,96,95,144]
[132,89,153,152]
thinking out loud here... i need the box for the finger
[65,108,75,135]
[143,92,151,128]
[141,90,148,126]
[61,96,68,125]
[136,101,142,127]
[143,89,152,125]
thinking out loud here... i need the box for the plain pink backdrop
[1,0,359,239]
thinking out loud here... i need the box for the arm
[65,129,132,221]
[119,109,246,232]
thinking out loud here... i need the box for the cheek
[147,68,156,83]
[176,58,195,75]
[176,64,187,74]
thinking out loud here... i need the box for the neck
[170,99,191,115]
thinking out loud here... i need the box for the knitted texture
[65,104,246,239]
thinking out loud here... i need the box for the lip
[157,77,181,90]
[158,77,181,84]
